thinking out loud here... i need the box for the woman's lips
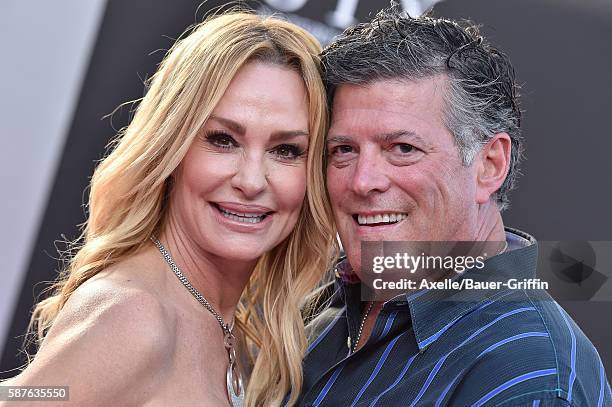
[211,202,274,230]
[214,201,274,214]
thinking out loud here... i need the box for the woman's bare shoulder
[59,250,174,342]
[61,262,174,347]
[9,256,176,405]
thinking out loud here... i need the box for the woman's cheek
[270,164,307,214]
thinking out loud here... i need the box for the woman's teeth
[357,213,407,225]
[219,207,266,223]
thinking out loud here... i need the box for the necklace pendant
[226,358,244,407]
[224,331,236,350]
[224,331,243,407]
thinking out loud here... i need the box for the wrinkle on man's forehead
[331,74,448,113]
[329,106,440,142]
[335,73,447,97]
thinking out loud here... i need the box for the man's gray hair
[320,5,523,210]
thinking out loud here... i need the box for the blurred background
[1,0,611,379]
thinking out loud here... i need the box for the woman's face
[169,61,310,262]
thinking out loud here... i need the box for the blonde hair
[29,10,338,407]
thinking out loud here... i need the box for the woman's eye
[205,131,237,149]
[273,144,305,160]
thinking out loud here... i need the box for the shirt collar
[335,228,538,351]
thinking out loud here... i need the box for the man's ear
[475,132,511,204]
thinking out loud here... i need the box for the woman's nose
[230,154,268,198]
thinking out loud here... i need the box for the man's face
[326,76,481,275]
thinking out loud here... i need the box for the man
[296,7,611,407]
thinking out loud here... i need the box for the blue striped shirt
[296,229,611,406]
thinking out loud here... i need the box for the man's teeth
[219,207,266,223]
[357,213,407,225]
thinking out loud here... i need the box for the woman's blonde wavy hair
[29,10,338,407]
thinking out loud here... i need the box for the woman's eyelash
[204,131,237,149]
[203,132,306,159]
[272,144,306,160]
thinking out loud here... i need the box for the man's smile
[353,212,408,226]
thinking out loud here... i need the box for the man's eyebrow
[209,115,245,135]
[376,130,426,145]
[326,135,353,144]
[327,131,427,145]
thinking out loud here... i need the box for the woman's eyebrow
[209,115,308,141]
[270,130,309,142]
[209,115,245,135]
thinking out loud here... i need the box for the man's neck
[474,200,506,242]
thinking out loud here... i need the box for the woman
[2,11,337,407]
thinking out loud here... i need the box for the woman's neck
[158,220,255,324]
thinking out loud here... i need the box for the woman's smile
[211,201,274,230]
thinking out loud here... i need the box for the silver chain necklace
[152,237,244,407]
[346,241,508,353]
[350,301,374,353]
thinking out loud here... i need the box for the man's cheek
[327,166,351,191]
[326,178,344,206]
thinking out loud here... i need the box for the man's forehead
[328,76,449,142]
[330,106,411,127]
[331,75,448,108]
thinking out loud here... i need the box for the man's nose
[350,152,391,196]
[231,154,268,198]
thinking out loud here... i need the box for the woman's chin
[208,241,272,263]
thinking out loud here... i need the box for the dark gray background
[2,0,610,379]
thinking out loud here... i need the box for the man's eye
[273,144,305,160]
[204,131,237,149]
[387,142,424,166]
[393,143,415,154]
[330,145,353,155]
